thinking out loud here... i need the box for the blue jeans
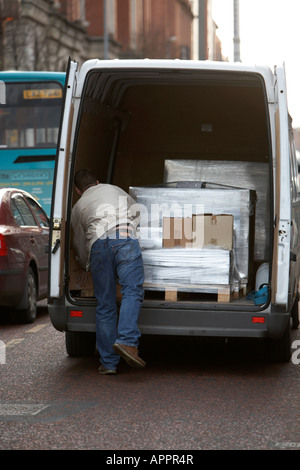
[90,234,144,370]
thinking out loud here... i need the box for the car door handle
[30,237,35,244]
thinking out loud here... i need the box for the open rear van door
[272,65,291,308]
[49,59,78,299]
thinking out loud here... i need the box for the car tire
[65,331,96,357]
[291,291,299,329]
[266,321,292,362]
[12,267,37,324]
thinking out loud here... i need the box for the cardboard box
[68,249,122,300]
[69,249,94,291]
[162,217,193,248]
[193,214,233,249]
[162,214,233,249]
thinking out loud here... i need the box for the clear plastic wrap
[142,248,231,287]
[130,185,255,286]
[164,159,268,260]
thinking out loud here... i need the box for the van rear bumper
[138,306,290,339]
[48,301,290,340]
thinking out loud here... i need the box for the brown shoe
[113,343,146,369]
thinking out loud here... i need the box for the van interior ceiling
[70,68,272,305]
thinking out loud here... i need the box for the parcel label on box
[193,214,233,249]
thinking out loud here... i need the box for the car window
[10,199,25,226]
[11,194,37,226]
[25,197,49,228]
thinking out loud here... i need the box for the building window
[108,0,116,37]
[130,0,137,50]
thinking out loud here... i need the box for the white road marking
[25,324,48,334]
[6,338,25,348]
[4,324,47,349]
[0,403,50,416]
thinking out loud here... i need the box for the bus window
[0,72,65,216]
[0,82,63,148]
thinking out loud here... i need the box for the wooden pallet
[143,283,231,303]
[76,284,238,303]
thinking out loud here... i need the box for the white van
[48,58,300,362]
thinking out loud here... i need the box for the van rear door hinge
[51,218,62,254]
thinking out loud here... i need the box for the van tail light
[0,234,7,256]
[70,310,83,317]
[252,316,265,324]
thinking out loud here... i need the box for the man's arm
[127,195,141,231]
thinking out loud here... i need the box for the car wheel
[291,291,299,329]
[65,331,96,357]
[12,267,37,324]
[265,321,292,362]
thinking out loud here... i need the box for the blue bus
[0,71,66,216]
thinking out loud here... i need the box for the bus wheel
[65,331,96,357]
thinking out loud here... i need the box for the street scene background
[0,0,300,452]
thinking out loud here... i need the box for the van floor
[70,290,256,306]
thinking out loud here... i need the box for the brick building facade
[82,0,194,60]
[0,0,220,71]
